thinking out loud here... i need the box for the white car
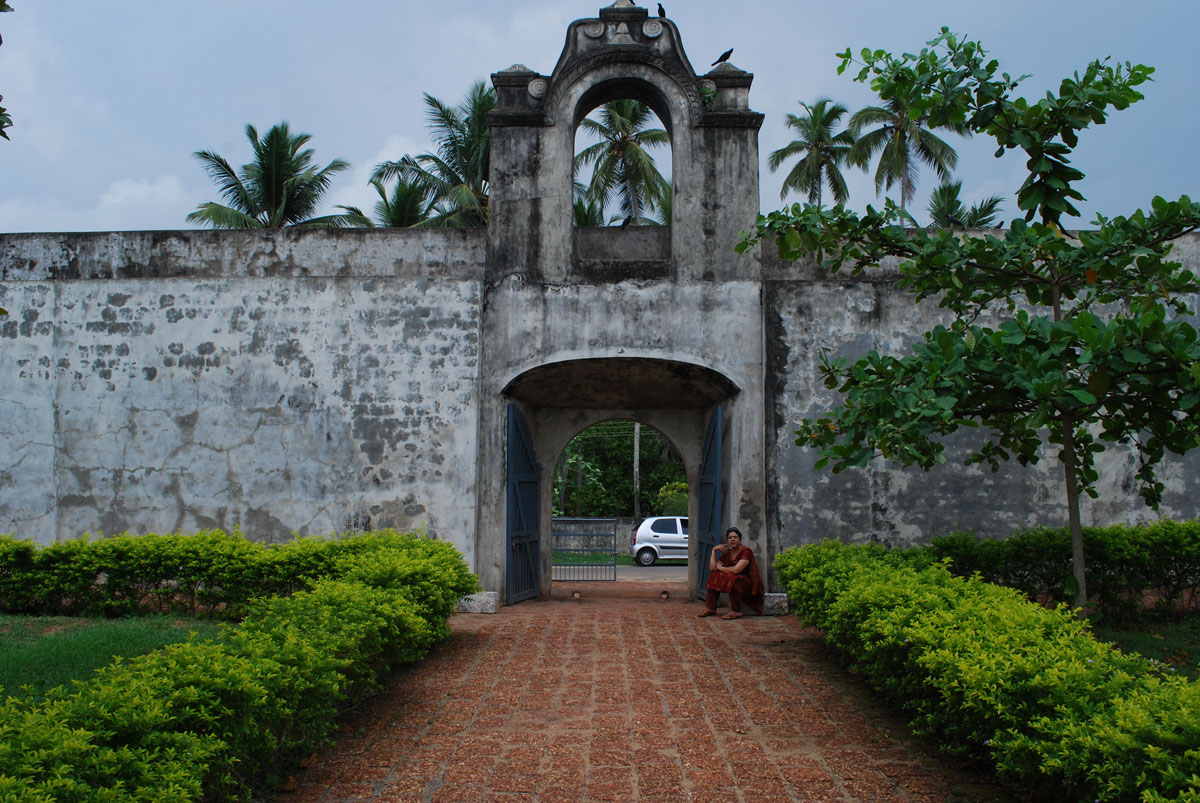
[631,516,689,566]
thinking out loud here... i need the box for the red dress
[705,545,765,614]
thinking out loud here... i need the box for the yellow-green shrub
[927,521,1200,618]
[777,541,1199,801]
[0,530,479,801]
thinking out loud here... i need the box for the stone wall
[0,230,488,562]
[762,237,1200,561]
[3,227,1199,594]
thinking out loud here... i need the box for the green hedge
[0,530,478,801]
[0,528,460,619]
[776,541,1200,802]
[926,521,1200,618]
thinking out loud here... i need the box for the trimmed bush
[0,528,482,620]
[777,541,1200,801]
[927,521,1200,618]
[0,529,478,801]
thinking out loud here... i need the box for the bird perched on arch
[711,48,733,67]
[657,3,666,17]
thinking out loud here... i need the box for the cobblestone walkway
[285,595,1010,802]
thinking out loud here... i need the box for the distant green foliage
[776,541,1199,801]
[372,81,494,228]
[928,521,1200,620]
[926,178,1003,228]
[553,421,685,517]
[0,529,477,801]
[655,480,688,516]
[768,98,855,206]
[187,122,351,229]
[575,99,670,225]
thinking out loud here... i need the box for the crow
[657,3,666,17]
[711,48,733,67]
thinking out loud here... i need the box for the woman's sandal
[698,610,716,617]
[720,612,743,620]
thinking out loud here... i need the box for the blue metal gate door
[696,406,724,598]
[506,403,540,604]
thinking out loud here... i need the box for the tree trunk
[556,453,570,514]
[1061,425,1089,613]
[573,455,584,517]
[1051,270,1088,614]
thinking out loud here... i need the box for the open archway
[499,357,738,601]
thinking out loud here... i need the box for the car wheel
[636,548,657,566]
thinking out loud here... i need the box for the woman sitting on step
[699,526,764,619]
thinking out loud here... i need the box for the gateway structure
[2,1,1197,603]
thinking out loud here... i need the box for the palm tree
[848,96,964,209]
[573,197,606,227]
[574,99,670,225]
[337,176,433,228]
[651,183,672,226]
[927,179,1004,229]
[187,122,350,228]
[373,81,494,227]
[767,98,855,206]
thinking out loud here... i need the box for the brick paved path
[285,595,1010,802]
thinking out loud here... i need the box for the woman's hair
[725,526,742,537]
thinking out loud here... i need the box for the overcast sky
[0,0,1195,233]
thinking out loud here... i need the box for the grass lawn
[0,614,223,701]
[553,551,687,567]
[1093,610,1200,679]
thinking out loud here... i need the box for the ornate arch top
[489,1,762,133]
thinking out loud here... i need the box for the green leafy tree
[768,98,856,206]
[187,122,351,229]
[337,176,433,228]
[373,81,494,228]
[0,1,14,141]
[553,421,685,517]
[575,99,670,225]
[848,93,963,209]
[927,179,1003,228]
[655,481,688,516]
[738,29,1200,610]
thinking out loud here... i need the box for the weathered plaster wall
[0,230,487,559]
[3,226,1199,593]
[763,236,1200,554]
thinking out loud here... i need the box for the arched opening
[570,78,675,264]
[498,357,740,600]
[554,419,685,520]
[551,418,687,581]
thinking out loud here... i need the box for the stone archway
[498,357,739,600]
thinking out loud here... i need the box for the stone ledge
[763,592,789,616]
[456,591,499,614]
